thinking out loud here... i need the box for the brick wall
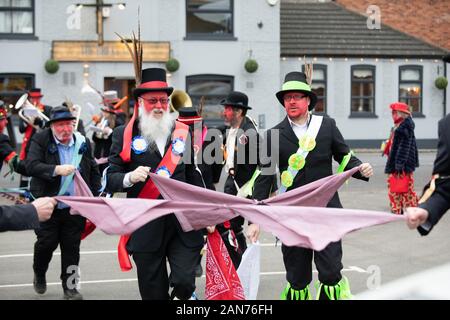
[335,0,450,51]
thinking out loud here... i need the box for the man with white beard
[107,68,204,300]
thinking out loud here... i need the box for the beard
[138,108,174,147]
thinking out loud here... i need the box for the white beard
[138,108,173,147]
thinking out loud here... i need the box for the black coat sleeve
[106,126,128,193]
[418,178,450,235]
[417,116,450,235]
[25,132,57,181]
[253,129,277,201]
[0,134,15,163]
[330,118,368,181]
[0,204,39,232]
[84,137,102,195]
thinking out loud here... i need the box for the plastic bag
[237,241,261,300]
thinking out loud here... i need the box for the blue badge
[131,136,148,155]
[155,166,171,177]
[171,137,186,156]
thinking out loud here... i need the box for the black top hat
[177,107,203,125]
[275,71,317,110]
[220,91,252,110]
[46,106,76,126]
[29,88,44,98]
[133,68,174,99]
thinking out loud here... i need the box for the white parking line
[0,267,368,289]
[0,244,280,259]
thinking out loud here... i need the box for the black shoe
[195,263,203,277]
[63,288,83,300]
[33,274,46,295]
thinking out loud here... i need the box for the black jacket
[1,133,27,175]
[418,114,450,235]
[25,129,101,198]
[254,115,368,208]
[0,133,15,172]
[106,121,204,253]
[0,204,40,232]
[220,117,261,195]
[92,112,126,159]
[385,117,419,174]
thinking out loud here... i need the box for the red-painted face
[391,110,404,124]
[51,120,74,144]
[223,106,236,124]
[139,91,169,119]
[29,96,41,106]
[0,118,7,133]
[283,92,310,119]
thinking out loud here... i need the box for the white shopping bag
[237,241,261,300]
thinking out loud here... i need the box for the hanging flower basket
[435,76,448,90]
[166,58,180,73]
[45,59,59,74]
[245,59,258,73]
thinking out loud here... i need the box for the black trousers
[132,223,202,300]
[218,174,248,269]
[33,208,85,289]
[282,240,343,289]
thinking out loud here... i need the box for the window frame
[185,0,236,41]
[0,0,36,39]
[349,64,377,118]
[398,65,424,117]
[186,74,234,127]
[302,63,327,115]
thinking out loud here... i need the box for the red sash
[5,151,17,163]
[118,121,190,271]
[19,125,33,160]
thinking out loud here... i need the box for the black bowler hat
[133,68,173,99]
[46,106,76,126]
[220,91,252,110]
[276,71,317,110]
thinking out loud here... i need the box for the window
[0,73,34,109]
[351,65,376,117]
[399,65,423,115]
[303,64,327,114]
[186,0,234,39]
[0,0,34,37]
[186,74,233,127]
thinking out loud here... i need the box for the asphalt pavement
[1,151,449,300]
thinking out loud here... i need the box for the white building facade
[1,0,449,147]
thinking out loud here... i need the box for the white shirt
[288,116,308,140]
[154,136,167,157]
[225,127,238,172]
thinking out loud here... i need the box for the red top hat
[390,102,411,115]
[29,88,43,98]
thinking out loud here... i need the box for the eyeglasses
[283,94,307,102]
[140,97,170,105]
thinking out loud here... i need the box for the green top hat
[276,71,317,110]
